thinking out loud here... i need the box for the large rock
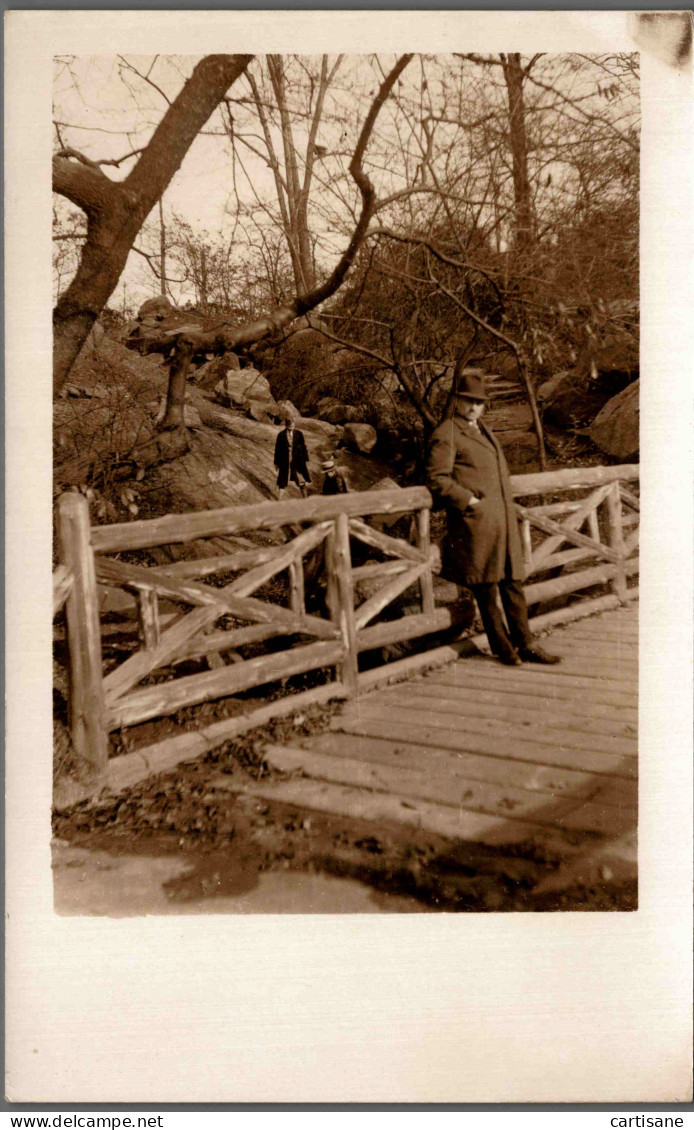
[138,296,174,321]
[321,403,361,425]
[343,422,377,454]
[367,477,407,532]
[368,476,400,494]
[215,367,273,408]
[242,396,280,423]
[316,396,343,421]
[195,352,241,391]
[537,370,572,405]
[589,380,639,460]
[275,399,302,423]
[298,417,340,439]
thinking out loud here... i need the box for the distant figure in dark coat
[427,370,560,667]
[321,457,349,495]
[274,417,310,498]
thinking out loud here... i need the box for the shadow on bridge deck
[248,604,639,904]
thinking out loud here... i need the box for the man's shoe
[496,650,523,667]
[518,645,561,665]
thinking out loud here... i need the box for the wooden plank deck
[246,605,638,865]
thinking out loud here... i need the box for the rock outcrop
[589,380,639,460]
[318,402,361,425]
[275,399,302,423]
[343,422,378,454]
[215,367,274,408]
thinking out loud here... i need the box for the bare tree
[155,55,413,430]
[52,53,253,394]
[501,52,535,253]
[232,55,343,293]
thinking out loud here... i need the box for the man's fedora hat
[453,368,488,402]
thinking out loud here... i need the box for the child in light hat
[321,457,349,495]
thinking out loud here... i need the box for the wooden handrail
[91,485,432,553]
[511,463,639,496]
[56,467,640,778]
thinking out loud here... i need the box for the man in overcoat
[274,416,310,499]
[427,370,560,666]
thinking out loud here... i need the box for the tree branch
[371,227,505,310]
[432,270,546,468]
[156,55,414,428]
[124,55,253,208]
[52,153,117,214]
[117,55,172,106]
[523,68,640,152]
[54,54,254,394]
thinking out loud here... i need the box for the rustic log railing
[54,464,639,778]
[510,463,639,631]
[55,486,444,775]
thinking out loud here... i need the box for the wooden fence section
[510,463,639,623]
[54,464,639,781]
[56,486,443,775]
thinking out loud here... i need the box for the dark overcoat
[426,414,524,585]
[274,428,310,489]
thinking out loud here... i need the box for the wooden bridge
[253,604,637,862]
[53,465,639,878]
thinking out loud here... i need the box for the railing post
[56,492,109,777]
[326,511,358,695]
[606,480,627,602]
[136,587,160,650]
[520,516,532,575]
[288,559,305,616]
[415,506,435,616]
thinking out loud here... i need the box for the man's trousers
[470,578,533,659]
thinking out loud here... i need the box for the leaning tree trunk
[53,54,253,395]
[53,197,145,392]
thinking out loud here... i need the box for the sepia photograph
[5,9,692,1105]
[50,46,642,916]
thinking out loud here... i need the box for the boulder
[321,403,361,425]
[537,370,573,405]
[316,397,343,421]
[298,417,340,439]
[343,422,378,454]
[367,477,407,532]
[433,576,459,603]
[195,352,241,391]
[368,476,401,494]
[215,366,273,408]
[589,380,639,460]
[242,396,280,423]
[275,399,302,423]
[138,296,174,321]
